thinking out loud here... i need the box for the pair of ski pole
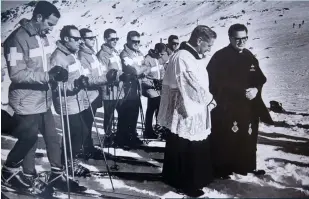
[57,82,114,199]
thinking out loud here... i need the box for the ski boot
[1,167,52,197]
[48,169,87,192]
[1,166,32,190]
[68,159,91,177]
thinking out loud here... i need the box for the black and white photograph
[1,0,308,198]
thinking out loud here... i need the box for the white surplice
[157,44,213,141]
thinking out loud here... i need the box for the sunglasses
[232,36,248,42]
[131,40,140,44]
[68,36,81,42]
[171,42,179,46]
[108,37,119,42]
[83,36,96,41]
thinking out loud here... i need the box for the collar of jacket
[123,44,143,57]
[19,18,39,36]
[227,43,248,54]
[56,40,74,56]
[179,42,201,60]
[80,44,95,55]
[100,44,118,55]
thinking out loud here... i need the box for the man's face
[157,50,167,59]
[105,33,119,49]
[65,29,82,53]
[83,31,96,49]
[229,30,248,51]
[127,36,140,51]
[197,37,214,55]
[37,13,59,35]
[169,39,179,51]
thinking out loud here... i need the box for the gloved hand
[106,69,118,84]
[49,66,68,82]
[74,75,89,89]
[137,73,146,79]
[153,79,162,91]
[119,73,136,82]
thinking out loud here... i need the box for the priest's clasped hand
[245,88,258,100]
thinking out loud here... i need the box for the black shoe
[251,169,266,176]
[48,171,87,192]
[68,159,91,177]
[78,147,105,160]
[1,167,31,189]
[129,136,143,146]
[143,131,158,139]
[88,147,105,160]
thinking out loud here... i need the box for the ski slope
[1,0,309,198]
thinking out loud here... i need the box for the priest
[207,24,274,178]
[158,25,217,197]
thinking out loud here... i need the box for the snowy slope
[1,0,309,198]
[2,0,309,112]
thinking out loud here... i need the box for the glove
[119,73,136,82]
[106,69,118,84]
[153,79,162,91]
[74,75,89,89]
[49,66,68,82]
[137,73,146,79]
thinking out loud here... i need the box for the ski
[90,171,162,182]
[2,183,150,199]
[105,155,162,167]
[1,184,54,199]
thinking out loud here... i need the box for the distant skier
[275,20,277,24]
[293,23,295,28]
[302,20,305,25]
[299,24,302,28]
[207,24,274,179]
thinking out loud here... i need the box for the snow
[1,0,309,198]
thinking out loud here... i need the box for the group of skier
[1,1,274,197]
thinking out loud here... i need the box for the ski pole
[63,82,75,179]
[58,82,71,199]
[84,88,115,191]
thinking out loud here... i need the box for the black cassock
[207,45,273,177]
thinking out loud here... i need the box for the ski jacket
[3,18,53,115]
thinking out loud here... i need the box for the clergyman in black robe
[207,24,274,178]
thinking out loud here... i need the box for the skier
[207,24,274,179]
[166,35,179,56]
[1,1,81,194]
[97,28,124,146]
[78,28,115,159]
[142,43,167,139]
[160,35,179,65]
[50,25,92,179]
[118,31,150,148]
